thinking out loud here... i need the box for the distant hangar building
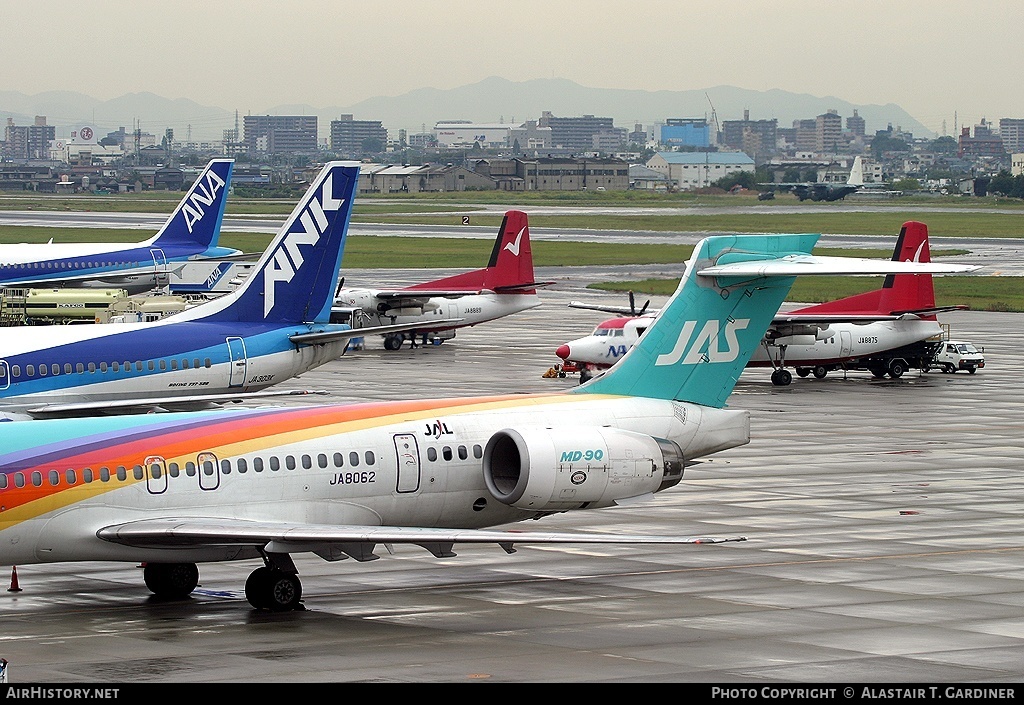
[646,151,754,190]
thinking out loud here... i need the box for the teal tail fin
[577,234,819,407]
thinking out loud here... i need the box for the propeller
[628,291,650,317]
[335,276,345,298]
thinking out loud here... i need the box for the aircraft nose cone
[555,344,571,360]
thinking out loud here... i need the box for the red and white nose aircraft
[334,210,552,350]
[556,222,974,384]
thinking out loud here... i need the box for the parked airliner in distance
[333,210,551,350]
[0,159,241,293]
[0,232,973,611]
[556,222,978,383]
[0,161,454,421]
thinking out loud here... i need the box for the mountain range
[1,77,935,145]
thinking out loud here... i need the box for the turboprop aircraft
[0,162,455,421]
[0,159,241,293]
[556,222,977,384]
[333,210,551,350]
[759,156,866,202]
[0,232,973,611]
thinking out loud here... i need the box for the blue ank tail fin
[145,159,235,256]
[201,161,360,324]
[578,234,818,407]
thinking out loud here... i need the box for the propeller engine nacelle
[333,289,378,312]
[482,427,685,512]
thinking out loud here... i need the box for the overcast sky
[2,1,1020,134]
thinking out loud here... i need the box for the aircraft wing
[23,389,330,420]
[772,304,970,326]
[698,255,980,277]
[96,517,747,559]
[290,318,463,345]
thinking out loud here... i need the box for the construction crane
[705,92,721,146]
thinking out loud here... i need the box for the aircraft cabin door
[150,248,168,288]
[840,330,853,358]
[226,336,247,388]
[197,451,220,491]
[394,433,421,493]
[0,360,9,390]
[145,455,168,495]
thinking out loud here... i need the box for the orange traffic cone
[8,566,22,593]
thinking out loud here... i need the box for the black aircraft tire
[144,562,199,599]
[264,571,302,612]
[796,368,810,378]
[889,361,906,378]
[383,336,402,351]
[812,366,828,379]
[245,567,273,609]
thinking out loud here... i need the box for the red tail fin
[792,221,936,316]
[402,211,538,293]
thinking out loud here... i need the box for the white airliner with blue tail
[0,161,451,420]
[0,159,240,293]
[0,231,977,610]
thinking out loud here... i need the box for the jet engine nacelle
[482,427,685,512]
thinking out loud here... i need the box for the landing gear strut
[764,341,793,386]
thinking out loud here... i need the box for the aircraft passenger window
[38,365,46,377]
[31,471,42,487]
[65,469,76,485]
[88,363,96,373]
[365,451,375,465]
[14,473,24,488]
[159,360,167,371]
[76,363,84,373]
[100,362,107,373]
[100,467,110,482]
[170,360,178,371]
[220,459,231,474]
[458,446,468,460]
[185,462,196,477]
[0,368,4,379]
[0,474,6,489]
[48,470,59,486]
[10,366,18,377]
[473,445,482,459]
[83,468,93,483]
[150,464,162,479]
[168,463,179,477]
[132,465,143,480]
[442,446,453,461]
[26,365,34,377]
[112,362,119,372]
[52,364,60,375]
[148,361,156,371]
[182,359,190,369]
[318,454,328,469]
[333,453,343,467]
[349,452,359,467]
[427,448,437,462]
[285,456,296,471]
[136,362,143,371]
[202,460,215,476]
[204,358,212,368]
[193,359,201,369]
[123,361,130,371]
[270,457,280,471]
[301,455,312,469]
[236,458,247,474]
[254,457,264,472]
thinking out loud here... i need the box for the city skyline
[2,1,1022,137]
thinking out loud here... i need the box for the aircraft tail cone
[8,566,22,593]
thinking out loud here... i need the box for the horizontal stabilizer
[97,517,748,551]
[698,254,980,278]
[569,301,649,316]
[290,318,463,344]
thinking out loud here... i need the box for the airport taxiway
[0,278,1022,684]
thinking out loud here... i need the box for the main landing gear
[142,556,306,611]
[765,341,793,386]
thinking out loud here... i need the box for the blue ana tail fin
[145,159,234,255]
[578,234,818,407]
[201,161,360,324]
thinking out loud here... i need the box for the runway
[1,278,1022,684]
